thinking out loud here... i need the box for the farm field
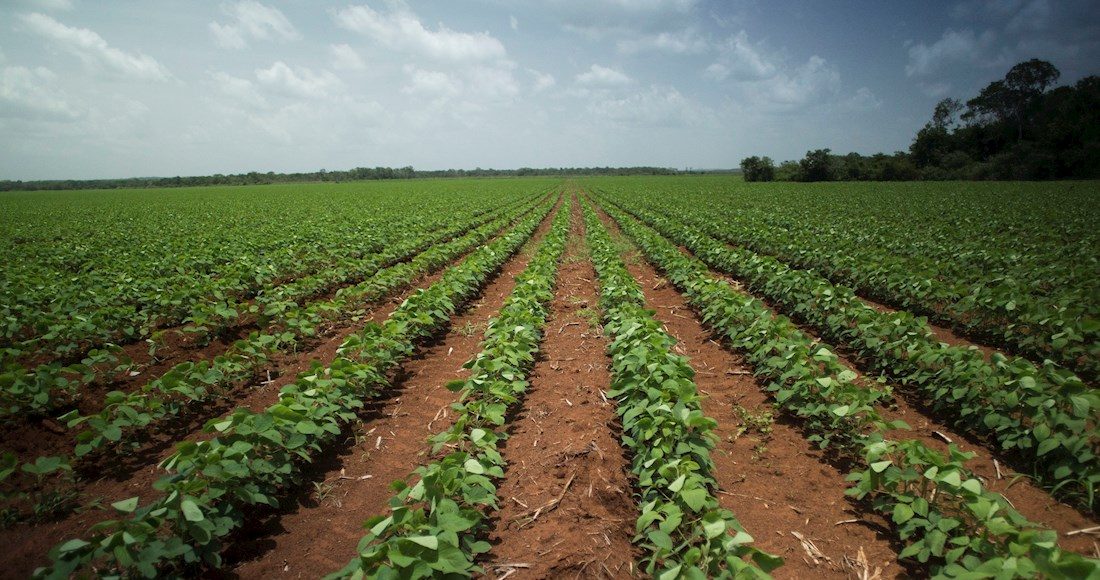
[1,176,1098,579]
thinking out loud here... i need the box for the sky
[1,0,1097,180]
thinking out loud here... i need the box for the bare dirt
[0,203,556,580]
[222,201,562,578]
[485,197,638,579]
[593,202,1098,563]
[3,191,1096,580]
[0,205,534,468]
[595,207,907,579]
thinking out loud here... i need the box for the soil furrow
[596,202,1098,558]
[0,201,559,579]
[486,196,637,579]
[595,209,905,579]
[222,200,562,579]
[1,202,537,465]
[676,250,1100,550]
[12,199,537,372]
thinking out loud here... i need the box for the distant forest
[741,59,1100,181]
[0,166,681,192]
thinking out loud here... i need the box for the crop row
[598,180,1098,381]
[599,194,1100,510]
[0,194,544,421]
[583,201,780,579]
[597,199,1099,578]
[33,196,556,579]
[54,195,549,468]
[330,197,571,578]
[2,187,517,365]
[4,195,541,518]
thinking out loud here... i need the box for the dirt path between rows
[223,201,562,578]
[2,203,536,467]
[593,207,906,579]
[486,196,638,579]
[596,202,1098,560]
[0,202,558,580]
[694,249,1099,552]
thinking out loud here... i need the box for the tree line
[741,59,1099,181]
[0,166,677,192]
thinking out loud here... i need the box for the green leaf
[940,470,961,487]
[648,529,674,551]
[111,496,140,513]
[871,460,892,473]
[702,517,726,539]
[1036,438,1060,457]
[668,474,687,493]
[464,458,485,475]
[407,535,439,550]
[657,564,683,580]
[893,503,914,524]
[681,487,708,512]
[181,499,204,522]
[58,539,90,553]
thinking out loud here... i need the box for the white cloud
[510,15,519,31]
[844,87,883,111]
[905,28,1002,76]
[704,31,775,81]
[596,0,698,13]
[209,0,299,49]
[562,24,631,41]
[329,43,366,71]
[576,64,632,86]
[529,69,556,91]
[0,65,80,119]
[754,55,841,108]
[255,61,341,100]
[402,67,460,99]
[402,64,520,104]
[467,65,521,101]
[19,13,170,81]
[587,84,705,127]
[334,3,507,62]
[27,0,73,11]
[210,71,268,108]
[209,23,246,49]
[918,81,953,98]
[616,28,709,55]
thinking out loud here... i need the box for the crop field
[0,176,1097,579]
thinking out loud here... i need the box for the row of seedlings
[601,193,1099,511]
[329,198,571,578]
[0,192,544,419]
[633,190,1098,382]
[583,201,781,579]
[0,197,549,526]
[599,199,1099,578]
[33,197,557,579]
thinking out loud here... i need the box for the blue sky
[1,0,1097,179]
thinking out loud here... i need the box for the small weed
[576,307,602,331]
[33,489,79,521]
[731,404,775,460]
[313,480,340,507]
[457,321,485,337]
[146,330,169,361]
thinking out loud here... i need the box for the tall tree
[965,59,1060,140]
